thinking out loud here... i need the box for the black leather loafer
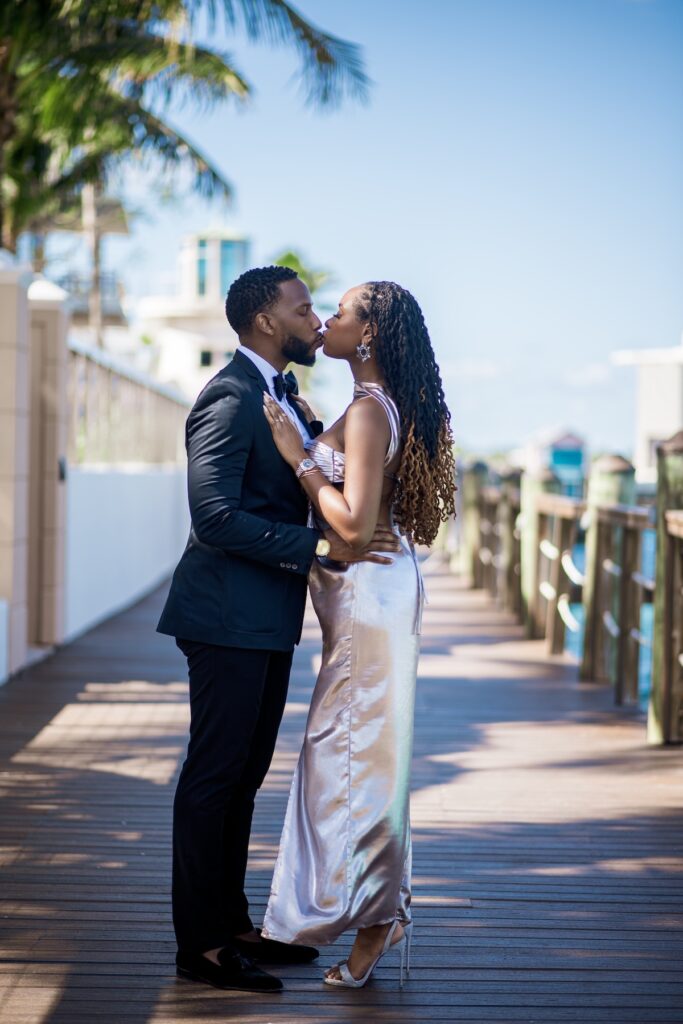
[176,946,283,992]
[232,928,319,965]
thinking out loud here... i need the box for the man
[157,265,398,992]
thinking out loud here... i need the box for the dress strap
[353,382,401,466]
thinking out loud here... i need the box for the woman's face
[322,285,372,361]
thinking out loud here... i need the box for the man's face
[270,279,323,367]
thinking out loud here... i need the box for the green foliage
[0,1,369,248]
[271,249,333,296]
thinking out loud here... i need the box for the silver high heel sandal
[323,919,410,989]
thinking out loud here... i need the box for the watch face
[302,459,315,470]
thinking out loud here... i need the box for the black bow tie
[272,371,298,401]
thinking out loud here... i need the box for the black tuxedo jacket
[157,349,321,650]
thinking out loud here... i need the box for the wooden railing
[68,338,190,465]
[478,486,502,598]
[478,483,522,616]
[582,504,655,703]
[661,510,683,741]
[534,493,585,656]
[456,453,683,744]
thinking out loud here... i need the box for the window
[197,238,207,297]
[200,350,213,367]
[220,239,249,296]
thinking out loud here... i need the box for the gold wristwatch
[315,537,331,557]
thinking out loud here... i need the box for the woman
[260,280,456,988]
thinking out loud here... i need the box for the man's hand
[324,526,400,565]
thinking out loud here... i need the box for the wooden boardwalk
[1,561,682,1023]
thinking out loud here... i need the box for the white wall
[65,465,189,641]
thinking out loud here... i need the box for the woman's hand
[263,393,307,469]
[290,393,318,425]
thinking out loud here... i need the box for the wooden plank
[1,569,682,1023]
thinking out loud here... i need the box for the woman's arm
[303,398,390,549]
[263,395,391,551]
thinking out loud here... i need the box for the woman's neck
[349,358,385,386]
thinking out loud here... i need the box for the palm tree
[272,249,333,297]
[271,249,336,393]
[0,0,369,249]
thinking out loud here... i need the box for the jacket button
[292,564,298,570]
[286,562,292,568]
[280,562,285,567]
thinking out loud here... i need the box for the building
[510,428,587,497]
[612,336,683,486]
[138,230,250,399]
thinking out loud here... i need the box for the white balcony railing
[68,338,190,466]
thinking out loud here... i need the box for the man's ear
[255,311,276,336]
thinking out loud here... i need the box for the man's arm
[188,391,318,576]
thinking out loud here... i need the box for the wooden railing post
[479,486,502,599]
[615,518,644,705]
[460,460,488,588]
[520,468,561,638]
[546,512,578,655]
[648,431,683,745]
[580,455,636,681]
[498,469,521,615]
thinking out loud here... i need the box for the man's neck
[239,338,287,372]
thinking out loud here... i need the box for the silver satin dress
[261,383,425,946]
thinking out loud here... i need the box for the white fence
[0,261,192,682]
[65,466,189,641]
[61,342,191,638]
[62,341,191,641]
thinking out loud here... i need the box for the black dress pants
[172,639,293,953]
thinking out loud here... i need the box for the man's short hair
[225,265,298,336]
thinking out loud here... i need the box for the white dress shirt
[238,345,310,443]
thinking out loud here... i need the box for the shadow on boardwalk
[0,564,682,1023]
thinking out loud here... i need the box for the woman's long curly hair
[355,281,456,545]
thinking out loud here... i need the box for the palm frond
[189,0,370,107]
[2,0,369,249]
[85,90,234,201]
[68,29,251,108]
[6,78,233,242]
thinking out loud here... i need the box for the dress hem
[261,911,413,948]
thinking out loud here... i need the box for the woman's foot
[324,921,404,983]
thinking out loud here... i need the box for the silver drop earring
[356,339,372,362]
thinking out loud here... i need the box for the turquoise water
[564,530,656,710]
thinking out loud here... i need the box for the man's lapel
[230,348,268,391]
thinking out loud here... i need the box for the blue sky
[91,0,682,453]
